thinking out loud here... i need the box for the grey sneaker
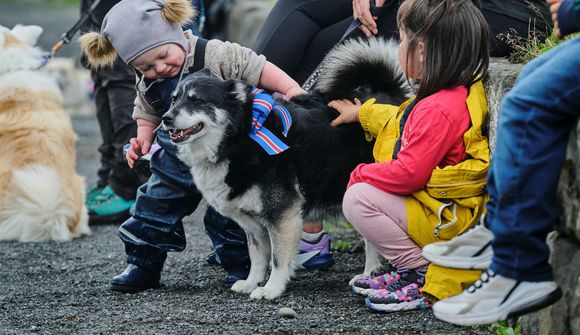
[433,270,562,326]
[422,221,493,270]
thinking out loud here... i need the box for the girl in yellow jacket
[329,0,491,313]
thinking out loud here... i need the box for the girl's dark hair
[397,0,490,100]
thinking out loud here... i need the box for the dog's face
[162,71,253,147]
[0,25,45,75]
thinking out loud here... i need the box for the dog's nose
[161,112,174,124]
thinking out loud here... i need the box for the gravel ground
[0,218,493,335]
[0,116,494,334]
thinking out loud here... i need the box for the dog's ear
[11,25,43,46]
[225,79,252,104]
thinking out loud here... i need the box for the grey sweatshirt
[132,30,267,124]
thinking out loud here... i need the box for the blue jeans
[487,37,580,281]
[118,130,249,272]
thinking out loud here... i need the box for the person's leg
[294,0,402,84]
[253,0,352,79]
[88,79,140,224]
[433,38,580,326]
[489,38,580,281]
[105,80,140,200]
[203,205,250,285]
[111,130,200,292]
[343,183,430,312]
[92,73,113,190]
[343,183,427,270]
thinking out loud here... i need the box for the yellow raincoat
[358,81,490,302]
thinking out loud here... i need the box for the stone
[557,122,580,243]
[521,233,580,335]
[485,58,523,154]
[226,0,273,48]
[278,307,297,318]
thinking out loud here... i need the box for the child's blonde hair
[79,0,196,69]
[397,0,490,100]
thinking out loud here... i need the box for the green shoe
[88,185,135,225]
[85,183,105,206]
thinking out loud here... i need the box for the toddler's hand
[126,138,151,168]
[126,124,155,168]
[329,98,362,126]
[284,86,307,100]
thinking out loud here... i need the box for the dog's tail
[0,165,90,242]
[312,37,412,105]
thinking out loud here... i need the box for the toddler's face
[131,43,186,79]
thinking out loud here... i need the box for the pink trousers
[342,183,429,270]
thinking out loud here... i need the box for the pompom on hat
[79,0,195,68]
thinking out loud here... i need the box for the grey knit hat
[101,0,189,64]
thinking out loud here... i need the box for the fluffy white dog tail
[0,165,90,242]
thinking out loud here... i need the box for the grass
[501,28,578,64]
[490,319,522,335]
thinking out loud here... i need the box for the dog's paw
[249,286,283,300]
[231,280,258,294]
[348,273,372,286]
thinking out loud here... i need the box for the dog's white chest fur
[177,146,263,230]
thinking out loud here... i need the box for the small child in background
[80,0,305,293]
[329,0,491,312]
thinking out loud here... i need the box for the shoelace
[467,269,496,293]
[387,267,427,291]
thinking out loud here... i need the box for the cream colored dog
[0,24,89,241]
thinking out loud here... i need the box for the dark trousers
[253,0,400,85]
[487,37,580,281]
[253,0,548,85]
[118,130,249,272]
[93,74,140,200]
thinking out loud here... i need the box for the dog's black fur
[162,37,410,299]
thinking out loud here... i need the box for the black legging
[253,0,400,85]
[253,0,551,85]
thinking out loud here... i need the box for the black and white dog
[162,38,410,299]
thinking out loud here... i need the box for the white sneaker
[433,270,562,326]
[422,222,493,269]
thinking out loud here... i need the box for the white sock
[301,230,325,242]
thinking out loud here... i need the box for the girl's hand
[329,98,362,126]
[126,123,155,168]
[352,0,385,36]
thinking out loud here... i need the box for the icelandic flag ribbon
[249,89,293,155]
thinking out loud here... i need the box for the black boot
[110,264,161,293]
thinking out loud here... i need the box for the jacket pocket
[433,202,462,239]
[425,179,487,199]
